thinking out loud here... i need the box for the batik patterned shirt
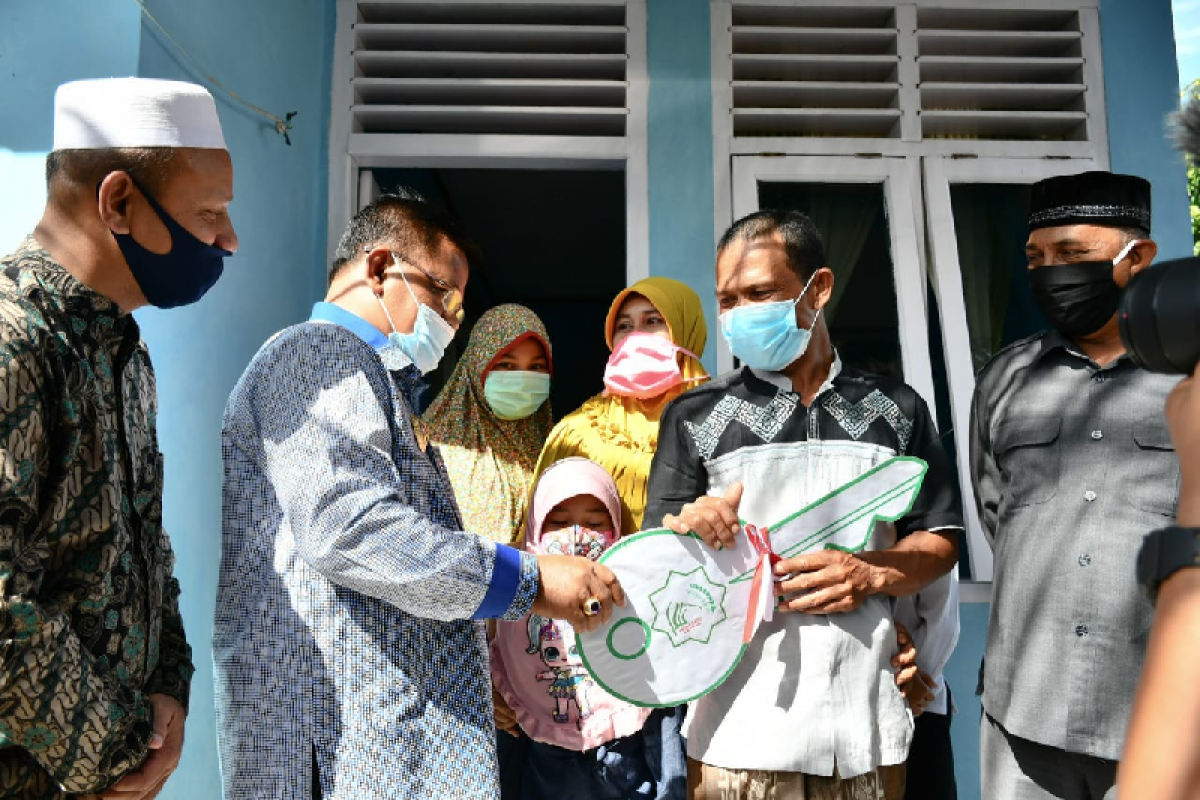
[214,303,540,800]
[0,237,193,797]
[644,357,962,777]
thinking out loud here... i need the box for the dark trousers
[312,745,322,799]
[981,712,1117,800]
[904,686,957,800]
[498,728,532,799]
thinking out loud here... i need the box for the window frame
[727,155,934,416]
[923,155,1101,583]
[712,0,1111,597]
[328,0,651,283]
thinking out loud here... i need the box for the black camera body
[1118,255,1200,374]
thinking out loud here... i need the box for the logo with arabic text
[648,567,727,648]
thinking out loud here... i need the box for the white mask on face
[376,264,456,374]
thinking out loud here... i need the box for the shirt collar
[17,236,132,333]
[310,302,423,405]
[749,351,843,395]
[310,301,389,350]
[1036,328,1132,369]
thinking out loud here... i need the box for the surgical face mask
[533,525,618,561]
[376,263,456,374]
[110,181,230,309]
[1028,239,1139,339]
[483,370,550,420]
[603,331,700,400]
[719,271,821,372]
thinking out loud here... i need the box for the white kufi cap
[53,77,227,151]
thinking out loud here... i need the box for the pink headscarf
[525,457,623,551]
[492,457,651,749]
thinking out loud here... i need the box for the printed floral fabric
[0,237,193,797]
[424,304,553,544]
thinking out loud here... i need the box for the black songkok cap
[1027,171,1152,233]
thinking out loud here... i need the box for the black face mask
[1028,260,1123,339]
[105,179,230,309]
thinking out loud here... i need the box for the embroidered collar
[749,351,844,396]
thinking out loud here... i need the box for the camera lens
[1118,255,1200,374]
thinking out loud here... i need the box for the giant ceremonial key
[577,456,927,707]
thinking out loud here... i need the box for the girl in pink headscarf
[492,458,655,799]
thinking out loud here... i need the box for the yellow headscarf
[530,277,708,535]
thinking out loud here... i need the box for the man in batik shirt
[645,209,962,800]
[215,194,624,799]
[0,79,237,796]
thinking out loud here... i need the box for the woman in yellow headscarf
[532,276,708,536]
[526,276,706,800]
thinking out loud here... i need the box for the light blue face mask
[376,257,457,374]
[719,271,821,372]
[483,370,551,420]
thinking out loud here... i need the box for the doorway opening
[371,168,628,418]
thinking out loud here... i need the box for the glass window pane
[756,181,903,379]
[948,183,1048,372]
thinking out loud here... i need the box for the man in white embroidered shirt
[644,210,963,799]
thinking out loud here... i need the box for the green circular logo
[607,617,651,661]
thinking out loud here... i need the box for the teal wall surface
[133,1,335,795]
[0,0,143,252]
[1101,0,1192,259]
[647,0,719,371]
[942,600,988,800]
[0,2,334,796]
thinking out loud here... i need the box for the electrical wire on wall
[132,0,298,145]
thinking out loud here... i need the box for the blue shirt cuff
[473,546,539,620]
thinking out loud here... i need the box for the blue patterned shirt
[214,302,540,799]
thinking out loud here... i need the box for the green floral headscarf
[424,304,553,543]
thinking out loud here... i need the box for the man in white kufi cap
[0,77,236,798]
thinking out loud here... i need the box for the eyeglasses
[369,247,465,324]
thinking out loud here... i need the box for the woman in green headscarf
[425,303,554,544]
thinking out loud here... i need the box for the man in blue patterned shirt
[214,195,623,799]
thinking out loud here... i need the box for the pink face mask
[602,331,700,400]
[531,525,617,561]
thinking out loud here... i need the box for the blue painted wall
[647,0,718,371]
[1101,0,1192,260]
[943,600,988,800]
[0,1,1190,798]
[0,0,143,251]
[132,1,335,796]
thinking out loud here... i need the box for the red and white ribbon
[742,523,781,644]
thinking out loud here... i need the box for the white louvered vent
[725,2,1100,148]
[917,7,1088,142]
[351,3,629,137]
[731,5,903,139]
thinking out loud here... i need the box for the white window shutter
[917,6,1090,142]
[725,2,1104,152]
[351,3,630,137]
[731,5,904,139]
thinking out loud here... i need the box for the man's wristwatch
[1137,526,1200,603]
